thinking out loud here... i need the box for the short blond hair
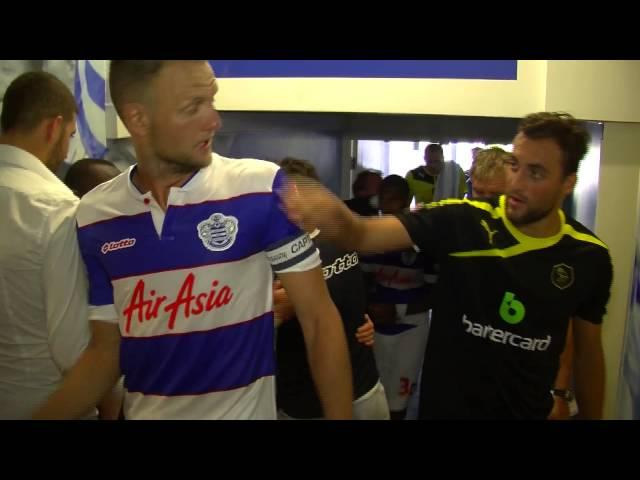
[470,147,511,182]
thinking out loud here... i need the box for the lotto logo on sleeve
[323,252,359,279]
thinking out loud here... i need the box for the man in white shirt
[0,71,119,419]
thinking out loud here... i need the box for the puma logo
[480,219,498,244]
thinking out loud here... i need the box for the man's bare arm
[33,321,121,419]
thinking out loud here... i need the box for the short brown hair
[518,112,590,176]
[470,147,511,182]
[1,71,76,133]
[279,157,320,181]
[108,60,169,121]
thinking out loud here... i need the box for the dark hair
[1,71,76,133]
[518,112,590,176]
[64,158,121,197]
[352,169,382,196]
[425,143,443,155]
[108,60,169,121]
[379,174,410,201]
[279,157,319,181]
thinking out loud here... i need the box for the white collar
[0,144,65,187]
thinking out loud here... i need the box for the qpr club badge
[197,213,239,252]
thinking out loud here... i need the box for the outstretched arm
[281,179,413,254]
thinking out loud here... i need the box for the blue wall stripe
[74,62,107,158]
[208,60,517,80]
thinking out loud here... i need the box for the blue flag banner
[74,60,108,158]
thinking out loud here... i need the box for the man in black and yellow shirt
[282,112,612,419]
[405,143,467,205]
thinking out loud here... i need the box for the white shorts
[374,308,430,412]
[277,381,390,420]
[352,380,390,420]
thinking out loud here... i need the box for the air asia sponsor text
[122,273,233,333]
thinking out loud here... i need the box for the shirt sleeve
[575,249,614,325]
[77,219,119,323]
[42,200,92,372]
[394,202,464,257]
[264,169,320,274]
